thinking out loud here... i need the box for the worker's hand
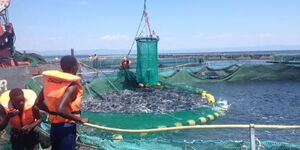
[7,109,19,118]
[21,124,34,134]
[79,118,89,124]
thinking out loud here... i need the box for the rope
[127,0,146,56]
[83,123,300,133]
[79,61,119,91]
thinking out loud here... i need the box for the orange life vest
[17,61,30,66]
[42,70,83,124]
[0,24,4,36]
[0,89,37,130]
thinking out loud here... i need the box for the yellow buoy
[206,93,212,98]
[157,125,167,129]
[138,83,144,88]
[187,120,196,126]
[156,82,161,86]
[208,98,215,103]
[207,114,215,121]
[112,134,123,140]
[214,112,220,118]
[198,117,207,124]
[174,122,183,127]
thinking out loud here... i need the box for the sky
[7,0,300,53]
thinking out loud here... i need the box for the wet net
[75,138,300,150]
[13,51,47,66]
[81,57,200,70]
[2,136,300,150]
[21,62,300,149]
[136,37,159,86]
[25,69,225,132]
[273,55,300,62]
[160,64,300,84]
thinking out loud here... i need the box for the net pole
[250,124,256,150]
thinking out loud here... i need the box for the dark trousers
[10,128,39,150]
[50,123,76,150]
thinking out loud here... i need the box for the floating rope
[83,123,300,133]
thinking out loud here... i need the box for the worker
[119,56,131,70]
[0,23,15,57]
[0,88,41,150]
[0,23,16,67]
[92,54,98,68]
[88,55,92,61]
[35,55,88,150]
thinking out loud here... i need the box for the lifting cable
[127,0,148,56]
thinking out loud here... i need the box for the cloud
[240,34,251,38]
[207,34,229,40]
[100,34,131,41]
[193,34,205,39]
[258,33,273,38]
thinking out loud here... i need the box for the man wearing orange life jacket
[35,55,89,150]
[0,88,41,150]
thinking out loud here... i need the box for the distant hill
[23,45,300,56]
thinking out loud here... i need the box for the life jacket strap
[48,110,81,115]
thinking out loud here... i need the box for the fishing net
[273,55,300,62]
[136,37,159,85]
[76,137,300,150]
[21,62,300,149]
[84,70,138,96]
[81,57,200,70]
[160,64,300,84]
[2,136,299,150]
[25,69,225,132]
[13,51,47,66]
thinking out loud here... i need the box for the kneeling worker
[0,88,41,150]
[36,55,89,150]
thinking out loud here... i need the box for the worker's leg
[25,129,39,150]
[51,123,76,150]
[10,129,25,150]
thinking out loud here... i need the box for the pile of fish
[81,87,207,113]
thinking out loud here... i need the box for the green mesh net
[25,70,223,133]
[273,55,300,62]
[81,57,200,70]
[136,37,159,86]
[160,64,300,84]
[76,137,300,150]
[21,63,300,149]
[82,106,219,129]
[13,51,47,66]
[25,78,42,94]
[84,70,138,97]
